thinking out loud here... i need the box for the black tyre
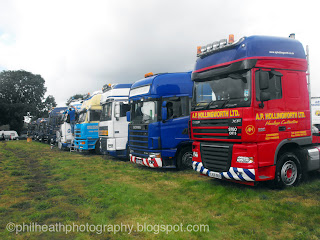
[126,145,130,161]
[176,146,193,170]
[94,140,101,155]
[274,152,302,188]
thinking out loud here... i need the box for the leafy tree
[0,70,56,133]
[38,95,57,118]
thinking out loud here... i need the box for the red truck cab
[191,35,320,187]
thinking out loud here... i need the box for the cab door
[160,96,190,150]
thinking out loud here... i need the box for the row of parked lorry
[28,34,320,188]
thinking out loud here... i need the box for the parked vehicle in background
[190,34,320,187]
[128,72,193,169]
[57,100,82,150]
[0,130,19,140]
[99,83,132,158]
[19,130,28,140]
[27,121,36,139]
[36,118,48,142]
[74,91,102,153]
[45,107,68,144]
[311,97,320,131]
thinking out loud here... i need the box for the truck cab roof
[80,92,102,111]
[101,83,132,104]
[194,35,307,74]
[129,72,192,100]
[49,107,68,117]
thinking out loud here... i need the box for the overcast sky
[0,0,319,106]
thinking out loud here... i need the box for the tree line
[0,70,56,134]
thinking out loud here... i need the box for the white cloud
[0,0,319,105]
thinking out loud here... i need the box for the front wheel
[274,152,302,188]
[94,140,101,155]
[176,146,193,170]
[126,145,130,161]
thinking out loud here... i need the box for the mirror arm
[259,101,264,109]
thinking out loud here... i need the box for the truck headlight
[193,151,198,158]
[236,156,254,163]
[149,153,161,158]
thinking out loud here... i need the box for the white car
[0,130,19,140]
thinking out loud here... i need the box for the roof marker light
[145,72,154,78]
[197,46,201,55]
[219,39,227,46]
[289,33,295,39]
[229,34,234,44]
[197,35,245,57]
[212,41,219,49]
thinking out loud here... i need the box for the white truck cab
[57,100,82,150]
[99,83,132,158]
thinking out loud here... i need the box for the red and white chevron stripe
[130,154,163,168]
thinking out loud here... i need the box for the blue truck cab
[74,91,102,153]
[128,72,193,169]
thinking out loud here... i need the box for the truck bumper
[62,142,69,148]
[108,150,127,159]
[192,161,255,182]
[74,139,97,150]
[130,154,163,168]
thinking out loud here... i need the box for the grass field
[0,141,319,239]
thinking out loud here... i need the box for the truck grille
[192,118,242,140]
[129,124,148,149]
[193,119,229,126]
[200,143,233,172]
[75,130,81,138]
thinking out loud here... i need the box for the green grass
[0,141,319,239]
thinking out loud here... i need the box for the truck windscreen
[89,110,101,122]
[193,70,251,110]
[78,112,87,123]
[101,102,112,121]
[131,101,158,124]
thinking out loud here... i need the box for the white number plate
[136,159,143,164]
[209,171,222,179]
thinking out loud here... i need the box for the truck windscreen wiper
[220,98,239,109]
[219,99,231,109]
[205,100,223,110]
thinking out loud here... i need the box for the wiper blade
[220,99,231,109]
[220,98,241,108]
[205,100,222,110]
[225,103,237,108]
[192,102,208,110]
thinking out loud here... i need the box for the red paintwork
[191,56,314,183]
[287,168,293,178]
